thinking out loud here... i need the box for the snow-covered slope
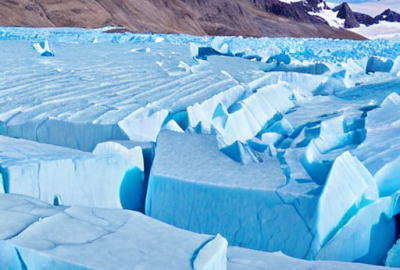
[309,8,346,28]
[349,21,400,41]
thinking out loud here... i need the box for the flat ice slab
[148,131,286,189]
[146,131,318,258]
[0,136,144,210]
[0,193,225,270]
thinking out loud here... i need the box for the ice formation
[145,131,308,256]
[32,40,54,57]
[386,238,400,267]
[310,151,380,255]
[0,194,222,270]
[228,247,399,270]
[0,136,144,210]
[2,194,398,270]
[193,234,228,270]
[0,27,399,269]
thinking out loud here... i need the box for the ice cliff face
[0,27,399,269]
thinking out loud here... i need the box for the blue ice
[0,194,226,270]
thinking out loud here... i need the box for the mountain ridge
[0,0,366,39]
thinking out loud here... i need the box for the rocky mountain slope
[375,8,400,23]
[335,2,360,28]
[0,0,366,39]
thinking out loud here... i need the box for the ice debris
[386,238,400,268]
[193,234,228,270]
[366,56,394,74]
[32,40,54,57]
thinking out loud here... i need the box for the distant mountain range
[332,2,400,28]
[3,0,395,40]
[0,0,369,39]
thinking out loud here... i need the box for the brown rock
[0,0,366,39]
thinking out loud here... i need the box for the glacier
[0,27,399,269]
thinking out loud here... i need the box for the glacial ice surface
[2,194,398,270]
[0,27,399,269]
[147,131,316,259]
[0,27,399,151]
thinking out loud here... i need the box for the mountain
[334,4,400,28]
[335,2,360,28]
[0,0,366,39]
[375,9,400,23]
[353,12,377,26]
[252,0,328,24]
